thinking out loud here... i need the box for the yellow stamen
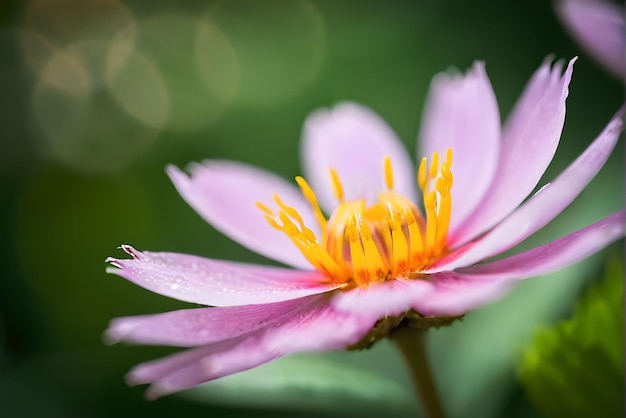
[384,155,394,191]
[257,149,454,288]
[346,216,368,286]
[329,168,344,202]
[404,207,424,265]
[255,202,275,217]
[358,218,388,278]
[387,203,409,273]
[424,191,438,258]
[418,157,427,191]
[429,152,439,179]
[295,176,327,234]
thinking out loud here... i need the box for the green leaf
[518,258,624,418]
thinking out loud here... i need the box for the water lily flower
[105,58,624,401]
[555,0,624,78]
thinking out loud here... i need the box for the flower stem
[392,326,445,418]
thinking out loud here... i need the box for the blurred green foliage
[519,259,624,418]
[0,0,622,417]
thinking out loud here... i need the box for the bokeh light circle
[134,14,240,132]
[19,0,137,81]
[31,41,160,174]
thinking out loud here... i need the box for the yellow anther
[255,202,275,217]
[418,157,427,192]
[424,191,438,257]
[329,168,344,202]
[264,215,283,231]
[429,152,439,179]
[346,217,368,286]
[358,219,388,277]
[388,208,409,273]
[295,176,327,235]
[384,155,394,191]
[445,147,453,168]
[404,207,424,263]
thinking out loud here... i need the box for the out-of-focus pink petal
[556,0,625,78]
[106,245,341,307]
[414,272,515,317]
[127,334,283,401]
[167,161,317,269]
[417,211,625,316]
[301,102,416,212]
[458,210,625,280]
[105,296,311,347]
[429,112,623,272]
[452,58,576,246]
[331,278,434,320]
[126,295,375,398]
[418,62,500,235]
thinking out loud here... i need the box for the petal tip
[125,370,145,388]
[165,164,186,180]
[101,328,121,346]
[119,244,142,259]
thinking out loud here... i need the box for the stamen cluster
[257,149,453,287]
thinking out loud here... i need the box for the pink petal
[301,102,416,212]
[106,245,341,307]
[556,0,625,78]
[418,62,501,236]
[105,296,310,347]
[428,112,623,272]
[457,210,625,279]
[167,161,318,269]
[452,58,576,246]
[417,211,625,316]
[413,272,516,317]
[331,278,434,320]
[125,295,375,398]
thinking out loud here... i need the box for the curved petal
[417,210,625,316]
[331,278,434,320]
[167,161,318,269]
[127,334,277,400]
[125,295,375,398]
[413,272,516,317]
[457,210,625,280]
[428,111,623,272]
[418,61,500,235]
[106,245,341,307]
[453,58,576,246]
[556,0,624,78]
[301,102,416,212]
[105,297,311,347]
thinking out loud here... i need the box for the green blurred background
[0,1,622,417]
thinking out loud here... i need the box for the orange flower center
[257,149,453,288]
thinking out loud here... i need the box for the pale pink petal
[418,62,500,235]
[416,212,624,316]
[301,102,416,212]
[105,297,309,347]
[452,58,576,246]
[167,161,318,269]
[126,339,241,387]
[331,278,434,320]
[126,296,375,398]
[140,337,278,399]
[457,210,625,280]
[556,0,625,78]
[106,245,341,307]
[428,112,623,272]
[413,272,516,317]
